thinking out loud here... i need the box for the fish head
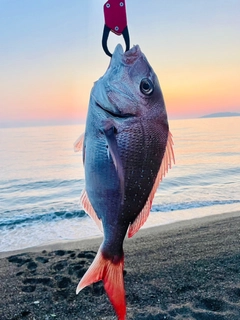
[90,44,167,120]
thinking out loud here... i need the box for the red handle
[103,0,128,35]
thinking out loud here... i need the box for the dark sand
[0,211,240,320]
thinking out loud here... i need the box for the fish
[74,44,174,319]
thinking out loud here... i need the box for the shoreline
[0,209,239,319]
[1,209,239,259]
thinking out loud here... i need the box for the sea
[0,117,240,253]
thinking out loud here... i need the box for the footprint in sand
[8,250,104,300]
[27,261,38,271]
[226,287,240,304]
[7,254,31,267]
[55,275,72,289]
[23,277,53,287]
[69,252,76,259]
[54,249,66,256]
[68,261,87,278]
[197,297,225,312]
[21,285,36,293]
[35,256,49,264]
[51,260,68,272]
[77,251,96,260]
[21,277,53,293]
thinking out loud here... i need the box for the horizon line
[1,111,240,129]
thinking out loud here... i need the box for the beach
[1,211,239,320]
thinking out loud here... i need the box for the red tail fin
[76,249,126,320]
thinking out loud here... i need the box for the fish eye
[140,78,154,95]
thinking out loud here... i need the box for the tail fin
[76,249,126,320]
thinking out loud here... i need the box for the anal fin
[80,189,103,232]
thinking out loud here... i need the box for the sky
[0,0,240,127]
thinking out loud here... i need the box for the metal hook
[102,25,130,57]
[102,0,130,57]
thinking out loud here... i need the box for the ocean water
[0,117,240,252]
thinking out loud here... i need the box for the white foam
[1,202,239,253]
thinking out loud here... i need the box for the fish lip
[112,43,124,56]
[112,44,141,65]
[112,44,140,58]
[94,100,134,119]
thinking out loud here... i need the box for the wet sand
[1,211,240,319]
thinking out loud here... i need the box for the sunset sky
[1,0,240,127]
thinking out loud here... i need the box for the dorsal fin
[74,133,85,152]
[80,189,103,232]
[128,132,175,238]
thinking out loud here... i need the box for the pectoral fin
[103,126,125,201]
[74,132,86,164]
[74,133,84,152]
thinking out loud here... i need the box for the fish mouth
[112,44,141,65]
[95,100,134,119]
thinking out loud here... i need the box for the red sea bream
[74,44,174,319]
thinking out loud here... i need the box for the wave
[159,166,240,190]
[0,178,83,194]
[1,198,239,232]
[0,209,86,230]
[152,199,240,212]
